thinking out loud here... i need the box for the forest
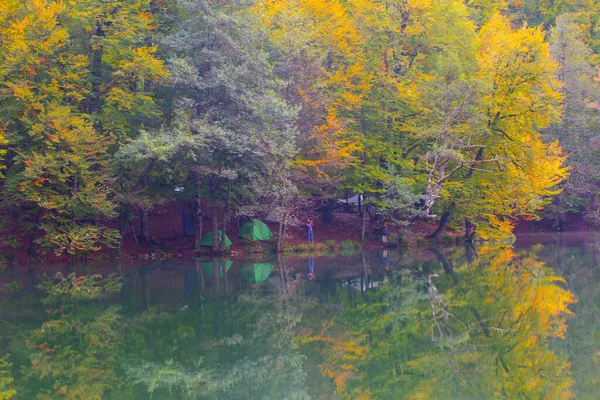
[1,0,600,259]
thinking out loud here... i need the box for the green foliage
[340,240,357,251]
[0,355,15,400]
[543,14,600,225]
[379,171,426,226]
[323,240,338,251]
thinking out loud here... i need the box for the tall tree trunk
[139,208,151,244]
[277,218,284,253]
[321,199,335,225]
[88,21,105,114]
[466,147,485,179]
[277,210,289,253]
[138,171,151,244]
[361,206,367,240]
[358,193,363,217]
[209,178,219,251]
[117,205,130,255]
[27,210,43,258]
[219,180,231,251]
[464,218,476,243]
[193,173,203,252]
[426,210,451,239]
[424,156,446,217]
[212,207,219,251]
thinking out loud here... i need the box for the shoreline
[0,203,596,267]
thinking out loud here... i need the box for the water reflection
[0,237,598,399]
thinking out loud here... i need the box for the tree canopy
[1,0,599,257]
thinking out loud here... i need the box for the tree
[0,0,167,257]
[161,0,298,252]
[544,14,600,227]
[112,126,189,245]
[257,0,373,198]
[429,13,568,239]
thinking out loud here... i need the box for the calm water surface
[0,232,599,399]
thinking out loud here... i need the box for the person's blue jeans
[308,229,313,242]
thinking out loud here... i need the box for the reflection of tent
[239,219,272,241]
[241,263,273,284]
[201,260,233,277]
[200,231,232,247]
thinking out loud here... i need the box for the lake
[0,232,598,399]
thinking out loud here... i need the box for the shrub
[323,240,338,251]
[340,240,358,251]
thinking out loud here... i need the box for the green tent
[239,219,273,241]
[201,260,233,277]
[200,230,233,247]
[241,263,273,284]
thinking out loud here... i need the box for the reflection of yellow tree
[19,274,123,400]
[307,245,576,399]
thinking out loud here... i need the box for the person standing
[306,219,314,243]
[382,222,389,245]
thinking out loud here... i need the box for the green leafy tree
[159,0,298,251]
[544,14,600,227]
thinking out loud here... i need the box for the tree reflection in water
[302,245,576,399]
[0,243,588,399]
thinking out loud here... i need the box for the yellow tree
[406,11,568,239]
[256,0,373,182]
[452,15,568,238]
[0,0,167,256]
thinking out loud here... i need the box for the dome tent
[200,230,233,247]
[239,219,272,241]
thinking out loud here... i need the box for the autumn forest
[1,0,600,258]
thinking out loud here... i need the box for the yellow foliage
[256,0,373,178]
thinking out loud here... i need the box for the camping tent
[241,263,273,284]
[200,230,233,247]
[337,194,362,205]
[265,210,300,226]
[265,210,282,223]
[239,219,272,241]
[201,260,233,277]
